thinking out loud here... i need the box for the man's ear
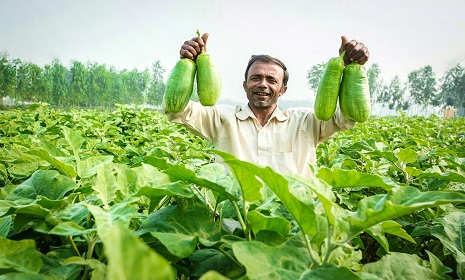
[279,85,288,96]
[243,81,247,91]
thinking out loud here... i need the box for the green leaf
[7,170,76,203]
[381,220,415,243]
[137,204,221,258]
[219,158,264,203]
[431,211,465,263]
[299,263,364,279]
[232,241,308,280]
[425,250,453,280]
[199,270,230,280]
[29,149,77,178]
[215,150,319,236]
[349,186,465,238]
[395,148,418,166]
[7,154,43,181]
[247,210,291,237]
[0,216,12,237]
[364,220,416,254]
[62,126,85,155]
[144,156,238,202]
[136,182,195,199]
[85,202,138,240]
[76,155,113,179]
[189,249,244,279]
[420,170,465,183]
[366,224,390,253]
[103,223,175,280]
[317,168,400,190]
[0,237,43,273]
[362,252,445,280]
[92,163,117,209]
[49,221,95,236]
[130,163,171,191]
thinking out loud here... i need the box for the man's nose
[258,78,268,88]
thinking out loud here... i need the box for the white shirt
[167,101,355,178]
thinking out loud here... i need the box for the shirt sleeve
[165,101,222,142]
[315,107,356,144]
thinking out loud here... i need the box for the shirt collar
[235,103,289,122]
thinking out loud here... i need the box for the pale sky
[1,0,465,103]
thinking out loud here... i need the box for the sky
[1,0,465,104]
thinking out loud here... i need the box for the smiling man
[166,33,370,179]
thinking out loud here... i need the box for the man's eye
[268,78,277,83]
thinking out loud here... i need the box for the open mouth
[254,92,270,96]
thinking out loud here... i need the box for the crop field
[0,104,464,279]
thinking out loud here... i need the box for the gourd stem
[339,50,346,59]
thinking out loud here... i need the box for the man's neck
[248,103,277,126]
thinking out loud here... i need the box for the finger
[347,42,363,60]
[345,40,358,57]
[180,48,194,60]
[339,35,350,55]
[179,42,200,60]
[348,43,370,64]
[352,47,370,65]
[201,33,209,52]
[190,37,203,54]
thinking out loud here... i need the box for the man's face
[243,61,287,109]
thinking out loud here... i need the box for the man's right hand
[180,33,209,61]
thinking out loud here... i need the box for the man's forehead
[248,61,284,76]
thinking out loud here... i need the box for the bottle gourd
[339,62,371,122]
[163,58,196,112]
[196,30,222,106]
[314,51,346,121]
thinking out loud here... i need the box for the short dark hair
[244,55,289,86]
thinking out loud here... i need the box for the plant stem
[322,227,334,265]
[302,233,316,268]
[232,201,249,240]
[68,236,81,257]
[213,195,220,222]
[81,235,98,280]
[217,246,243,268]
[156,195,170,211]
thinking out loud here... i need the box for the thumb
[201,33,209,52]
[339,35,350,55]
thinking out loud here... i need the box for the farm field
[0,104,464,279]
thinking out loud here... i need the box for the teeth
[256,92,268,96]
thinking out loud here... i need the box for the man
[166,33,370,179]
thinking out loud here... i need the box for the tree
[306,62,327,95]
[367,63,383,106]
[407,65,437,113]
[48,59,70,107]
[69,61,88,107]
[146,61,165,106]
[40,65,54,104]
[0,53,19,104]
[386,76,407,111]
[438,64,465,109]
[15,62,43,103]
[87,63,111,107]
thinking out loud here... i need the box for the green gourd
[314,50,346,121]
[339,62,371,122]
[195,30,222,106]
[164,58,196,112]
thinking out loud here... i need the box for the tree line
[307,61,465,115]
[0,52,166,109]
[2,50,465,115]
